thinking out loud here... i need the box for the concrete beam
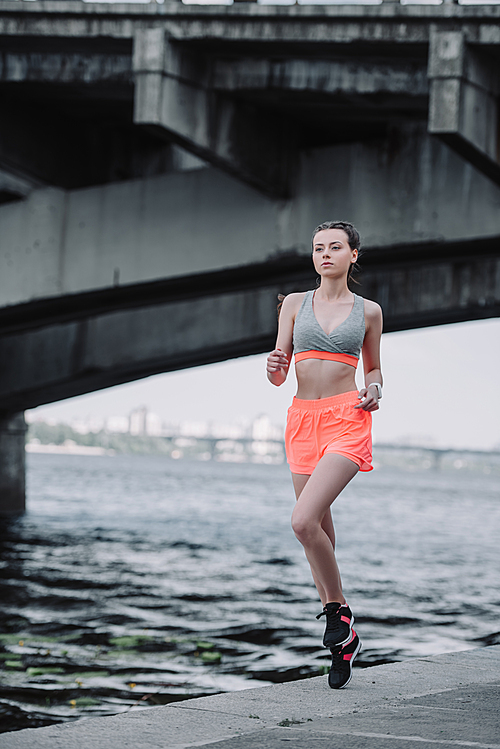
[359,237,500,332]
[0,284,286,413]
[2,125,500,311]
[155,9,500,48]
[0,50,132,84]
[213,58,428,99]
[133,28,297,198]
[0,3,499,49]
[428,30,500,185]
[0,236,498,413]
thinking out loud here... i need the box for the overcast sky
[29,316,500,451]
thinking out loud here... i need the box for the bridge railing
[176,0,462,5]
[27,0,470,5]
[20,0,500,5]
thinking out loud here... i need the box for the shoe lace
[316,604,341,623]
[329,647,344,673]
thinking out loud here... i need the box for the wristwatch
[368,382,383,399]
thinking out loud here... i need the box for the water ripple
[0,454,499,732]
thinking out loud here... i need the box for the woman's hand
[266,348,289,386]
[266,348,289,374]
[354,385,380,411]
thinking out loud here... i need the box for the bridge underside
[1,4,500,201]
[1,233,499,414]
[1,119,500,415]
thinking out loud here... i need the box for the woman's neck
[315,278,352,302]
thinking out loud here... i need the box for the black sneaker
[328,630,361,689]
[316,601,354,648]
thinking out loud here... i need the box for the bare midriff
[295,359,358,400]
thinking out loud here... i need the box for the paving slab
[1,646,499,749]
[185,683,500,749]
[198,725,500,749]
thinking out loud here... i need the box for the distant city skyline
[29,317,500,452]
[27,405,283,442]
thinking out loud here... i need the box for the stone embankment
[1,646,499,749]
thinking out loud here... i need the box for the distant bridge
[373,443,500,471]
[154,439,500,470]
[25,429,500,472]
[0,1,499,512]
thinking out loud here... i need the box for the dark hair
[311,220,362,288]
[277,220,362,316]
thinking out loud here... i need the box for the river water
[0,453,499,733]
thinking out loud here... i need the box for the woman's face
[312,228,358,279]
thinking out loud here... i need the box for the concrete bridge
[1,1,500,513]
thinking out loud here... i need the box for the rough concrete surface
[203,683,500,749]
[1,646,499,749]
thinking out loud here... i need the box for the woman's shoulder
[359,296,383,331]
[358,296,382,317]
[281,291,310,313]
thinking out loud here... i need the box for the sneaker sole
[329,638,362,690]
[323,614,355,649]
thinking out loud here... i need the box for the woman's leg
[291,472,337,606]
[291,453,358,605]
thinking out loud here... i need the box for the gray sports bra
[293,290,365,368]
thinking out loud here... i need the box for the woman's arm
[266,293,301,387]
[355,299,383,411]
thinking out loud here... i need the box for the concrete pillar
[428,29,500,184]
[133,27,296,197]
[0,412,27,516]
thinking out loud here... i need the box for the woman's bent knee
[291,511,319,544]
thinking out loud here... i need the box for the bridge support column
[0,413,27,516]
[133,27,296,197]
[428,30,500,184]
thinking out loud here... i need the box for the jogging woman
[266,221,383,689]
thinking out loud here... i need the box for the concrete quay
[1,645,499,749]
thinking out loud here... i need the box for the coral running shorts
[285,390,373,475]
